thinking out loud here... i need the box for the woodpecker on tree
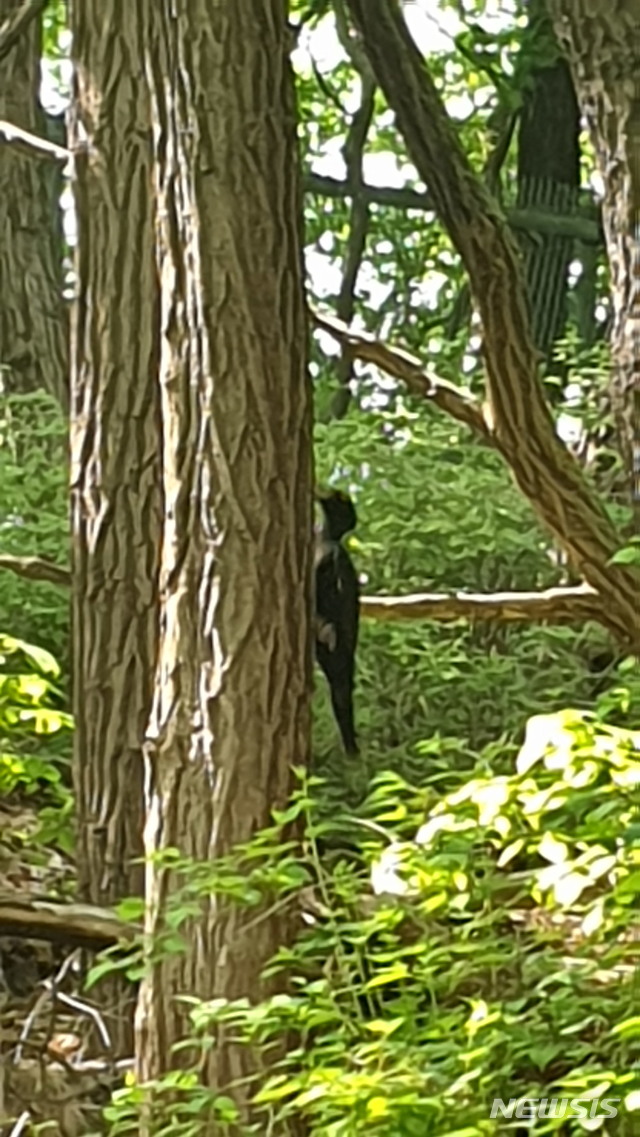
[314,488,360,755]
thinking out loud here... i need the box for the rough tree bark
[0,0,67,407]
[69,0,162,1044]
[548,0,640,526]
[135,0,312,1122]
[344,0,640,651]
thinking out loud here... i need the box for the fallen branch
[0,892,137,950]
[312,308,492,442]
[0,554,71,587]
[361,583,601,625]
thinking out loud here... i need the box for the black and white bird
[314,488,360,755]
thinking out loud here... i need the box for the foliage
[0,633,73,852]
[611,541,640,568]
[99,706,640,1134]
[312,400,610,789]
[595,658,640,728]
[0,387,613,800]
[0,393,69,661]
[297,0,604,379]
[294,0,623,791]
[15,0,620,782]
[13,2,636,1134]
[42,0,69,57]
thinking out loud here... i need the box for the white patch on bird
[315,617,337,652]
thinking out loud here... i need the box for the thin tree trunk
[0,0,68,407]
[516,0,580,368]
[69,0,162,1050]
[135,0,312,1124]
[549,0,640,528]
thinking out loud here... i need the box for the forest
[0,0,639,1133]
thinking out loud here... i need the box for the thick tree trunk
[345,0,640,651]
[0,0,68,407]
[548,0,640,527]
[135,0,312,1123]
[69,0,162,1047]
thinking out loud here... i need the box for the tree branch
[0,548,616,642]
[0,118,70,164]
[0,554,71,587]
[343,0,640,652]
[0,0,47,64]
[0,105,601,254]
[312,308,492,441]
[0,548,607,633]
[361,583,602,625]
[327,0,377,418]
[0,892,137,951]
[303,173,602,244]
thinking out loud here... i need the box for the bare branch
[0,554,71,587]
[0,892,137,951]
[334,0,371,77]
[0,0,48,64]
[312,308,492,441]
[361,583,602,625]
[0,119,70,164]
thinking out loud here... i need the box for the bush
[102,701,640,1134]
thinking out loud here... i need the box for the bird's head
[315,487,357,541]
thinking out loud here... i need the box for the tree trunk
[134,0,312,1123]
[69,0,162,1049]
[516,0,580,367]
[0,0,68,407]
[549,0,640,526]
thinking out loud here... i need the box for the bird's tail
[330,680,358,756]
